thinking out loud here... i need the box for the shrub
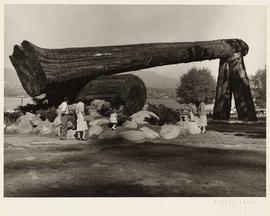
[146,103,179,125]
[15,97,57,122]
[16,103,39,114]
[4,111,23,124]
[38,107,57,122]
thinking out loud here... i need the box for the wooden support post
[229,53,257,121]
[213,58,232,120]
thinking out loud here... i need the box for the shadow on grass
[4,181,212,197]
[208,123,266,139]
[4,138,266,197]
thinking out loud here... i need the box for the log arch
[9,39,256,120]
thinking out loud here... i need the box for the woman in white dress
[75,101,88,140]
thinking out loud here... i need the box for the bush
[4,111,23,124]
[16,103,39,114]
[15,97,51,114]
[38,107,57,122]
[15,97,57,122]
[146,103,179,125]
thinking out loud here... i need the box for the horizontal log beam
[10,39,249,97]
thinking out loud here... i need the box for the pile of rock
[5,99,203,142]
[5,112,55,136]
[91,109,201,142]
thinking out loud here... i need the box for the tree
[250,68,266,108]
[176,67,216,104]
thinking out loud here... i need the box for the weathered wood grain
[10,39,249,97]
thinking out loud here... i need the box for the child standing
[109,109,118,130]
[189,108,194,122]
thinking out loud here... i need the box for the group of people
[58,97,125,140]
[58,97,88,140]
[58,97,207,140]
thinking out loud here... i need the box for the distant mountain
[126,70,178,89]
[4,67,20,85]
[4,67,28,97]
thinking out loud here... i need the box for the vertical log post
[229,53,257,121]
[213,58,232,120]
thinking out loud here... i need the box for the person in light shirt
[58,97,73,140]
[109,109,118,130]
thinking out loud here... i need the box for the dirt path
[4,128,266,197]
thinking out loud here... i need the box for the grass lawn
[4,121,266,197]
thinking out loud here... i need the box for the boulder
[160,124,181,139]
[131,111,159,124]
[140,127,160,139]
[89,118,109,127]
[53,115,62,127]
[5,124,17,134]
[177,121,201,134]
[30,115,43,127]
[98,130,119,140]
[87,106,102,118]
[17,112,42,127]
[25,112,35,123]
[66,129,76,139]
[84,115,95,122]
[119,130,146,142]
[88,126,103,138]
[123,120,138,129]
[90,99,112,111]
[16,117,34,134]
[34,119,54,135]
[16,114,27,123]
[186,122,201,134]
[176,121,189,135]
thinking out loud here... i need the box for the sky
[4,4,266,79]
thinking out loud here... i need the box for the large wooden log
[228,53,257,121]
[75,74,147,114]
[213,58,232,120]
[9,39,249,97]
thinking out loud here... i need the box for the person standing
[59,97,73,140]
[197,100,207,133]
[75,101,88,140]
[189,108,194,122]
[109,109,118,130]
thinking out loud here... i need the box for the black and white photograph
[3,3,267,202]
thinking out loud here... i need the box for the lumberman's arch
[9,39,257,121]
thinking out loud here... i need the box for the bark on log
[228,53,257,121]
[10,39,249,97]
[213,58,232,120]
[75,74,147,114]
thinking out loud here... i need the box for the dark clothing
[108,122,117,128]
[60,114,74,139]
